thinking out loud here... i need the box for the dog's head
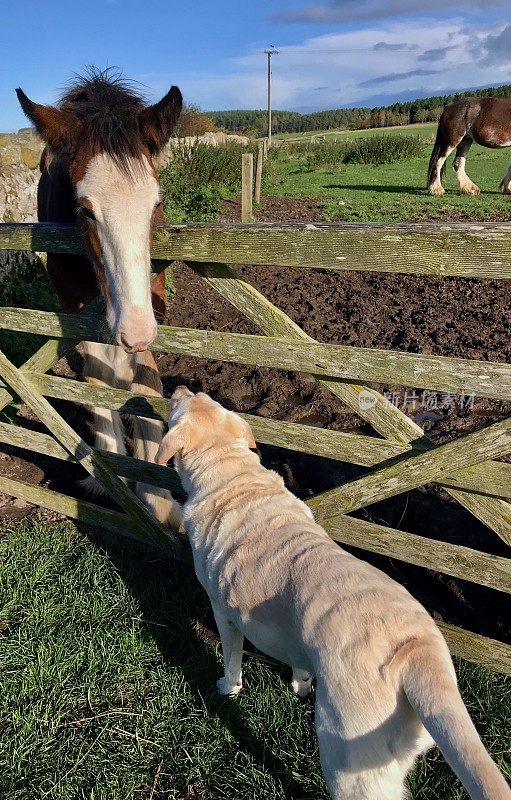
[156,386,257,467]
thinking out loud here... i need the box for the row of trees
[208,84,511,136]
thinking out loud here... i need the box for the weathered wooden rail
[1,220,511,675]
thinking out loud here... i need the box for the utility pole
[264,47,278,146]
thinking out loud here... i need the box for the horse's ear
[16,88,80,148]
[138,86,183,155]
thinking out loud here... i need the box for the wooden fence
[1,220,511,674]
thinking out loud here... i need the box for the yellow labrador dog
[157,387,510,800]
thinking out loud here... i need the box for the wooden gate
[1,220,510,674]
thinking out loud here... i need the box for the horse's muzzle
[117,326,157,353]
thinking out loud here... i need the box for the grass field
[0,519,510,799]
[265,127,511,222]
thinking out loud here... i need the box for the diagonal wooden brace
[187,261,511,544]
[0,346,183,556]
[308,414,511,546]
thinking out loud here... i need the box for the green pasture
[263,133,511,222]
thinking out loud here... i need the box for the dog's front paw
[217,677,242,696]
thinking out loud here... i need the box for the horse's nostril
[117,317,157,353]
[119,333,150,353]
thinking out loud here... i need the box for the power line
[270,47,380,54]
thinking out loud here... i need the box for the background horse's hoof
[500,181,511,195]
[460,185,480,196]
[428,185,445,196]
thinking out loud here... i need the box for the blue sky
[2,0,510,131]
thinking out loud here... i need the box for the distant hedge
[208,84,511,136]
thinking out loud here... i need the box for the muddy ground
[1,194,510,644]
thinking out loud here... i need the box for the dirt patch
[220,195,326,223]
[1,195,510,644]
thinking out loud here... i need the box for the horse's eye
[78,205,96,221]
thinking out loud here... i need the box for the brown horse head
[16,70,182,352]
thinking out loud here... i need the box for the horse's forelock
[59,68,150,179]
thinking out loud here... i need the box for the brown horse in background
[428,97,511,196]
[16,69,183,529]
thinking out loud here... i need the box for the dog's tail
[399,638,511,800]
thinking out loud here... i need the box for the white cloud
[475,23,511,66]
[171,19,509,111]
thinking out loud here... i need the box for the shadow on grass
[322,183,427,195]
[77,522,315,800]
[322,182,505,196]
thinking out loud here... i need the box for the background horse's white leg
[429,145,454,196]
[454,156,481,195]
[131,350,183,531]
[500,163,511,194]
[453,137,480,195]
[80,342,135,495]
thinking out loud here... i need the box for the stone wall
[0,128,250,225]
[0,129,44,281]
[0,128,42,224]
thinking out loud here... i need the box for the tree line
[208,84,511,136]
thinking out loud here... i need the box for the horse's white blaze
[76,153,160,351]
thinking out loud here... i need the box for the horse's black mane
[59,67,148,171]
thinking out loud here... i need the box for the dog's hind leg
[315,681,420,800]
[212,603,244,696]
[291,668,313,697]
[324,767,410,800]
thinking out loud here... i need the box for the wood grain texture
[317,513,511,593]
[4,307,511,402]
[3,221,511,277]
[0,421,183,493]
[188,260,424,444]
[308,415,511,545]
[241,153,253,222]
[436,622,511,675]
[0,474,190,562]
[2,371,409,467]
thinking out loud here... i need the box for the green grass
[264,128,511,222]
[0,519,509,799]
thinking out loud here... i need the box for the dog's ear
[156,423,184,464]
[243,420,257,450]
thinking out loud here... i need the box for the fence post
[254,142,264,204]
[241,153,253,222]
